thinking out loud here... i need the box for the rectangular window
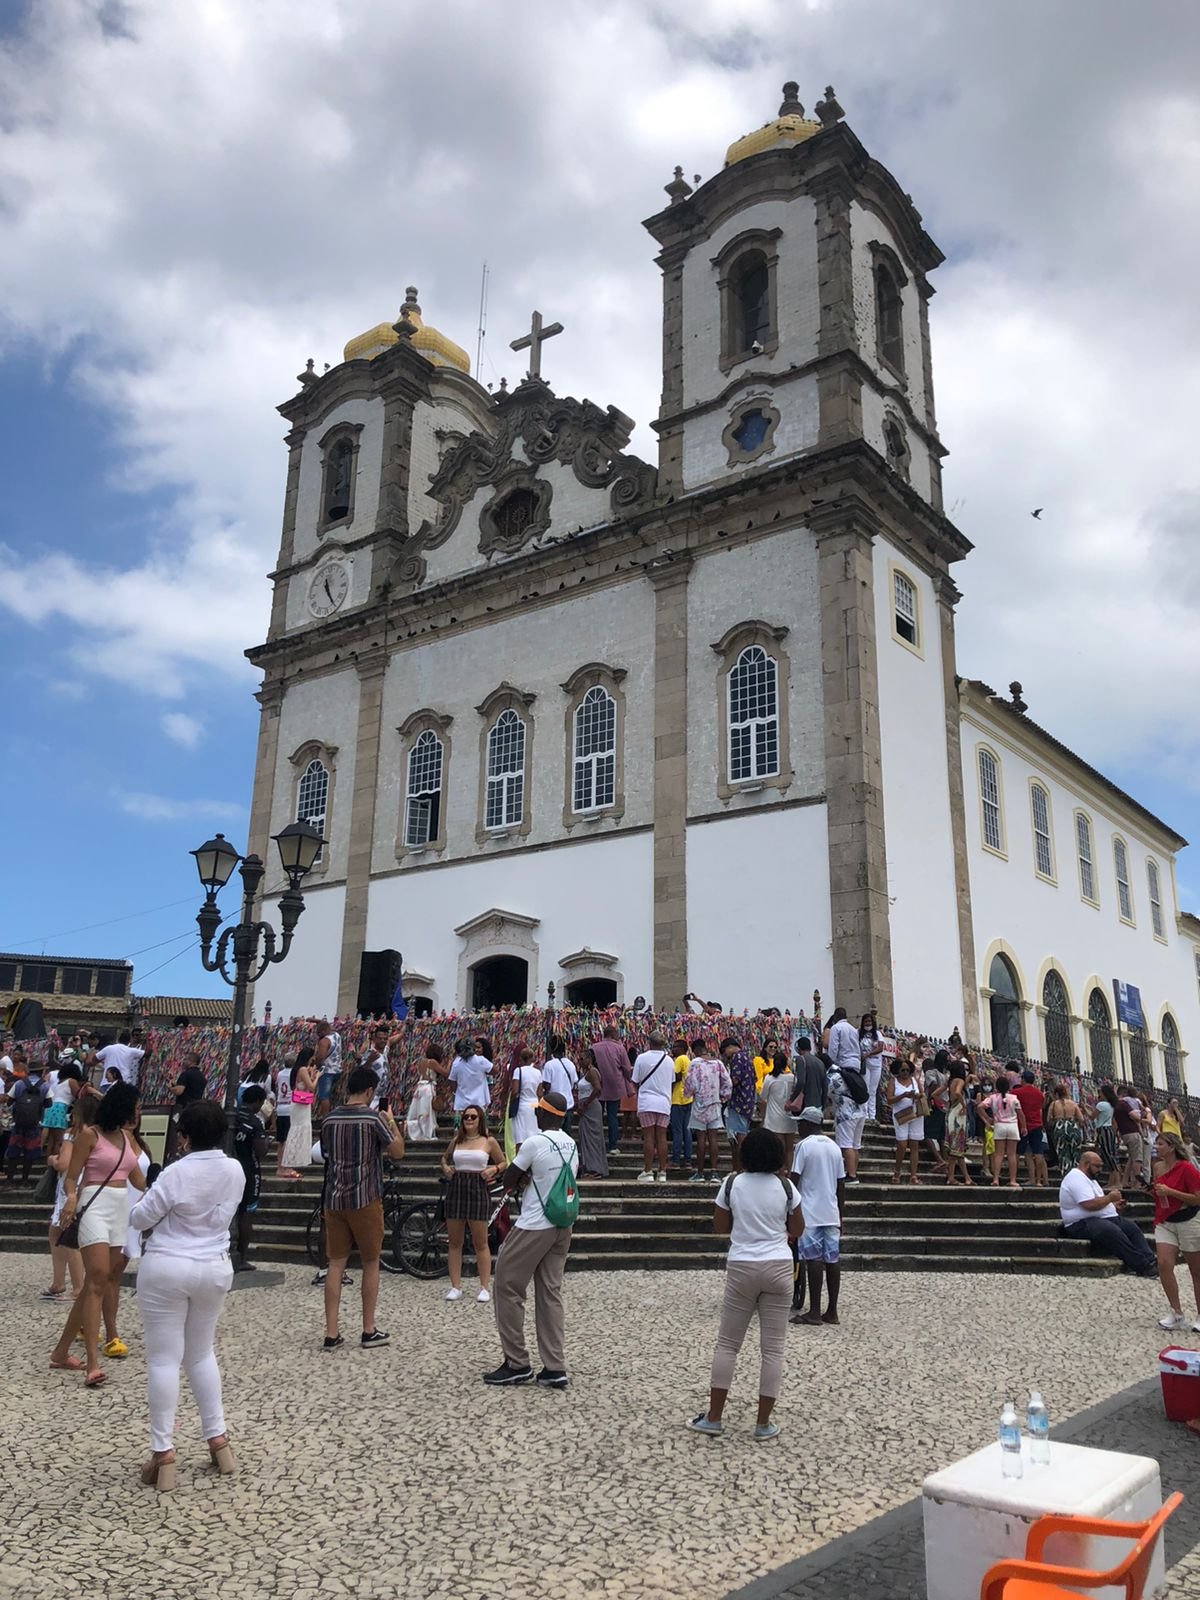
[21,963,57,992]
[893,570,918,647]
[1076,813,1096,902]
[1030,785,1053,878]
[1148,861,1165,939]
[978,749,1002,852]
[94,968,128,998]
[0,961,16,990]
[60,966,94,996]
[404,732,443,848]
[1114,839,1133,922]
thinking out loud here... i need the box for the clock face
[308,560,350,618]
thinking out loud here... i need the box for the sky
[1,0,1198,1002]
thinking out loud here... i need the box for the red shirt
[1154,1160,1200,1226]
[1012,1084,1044,1131]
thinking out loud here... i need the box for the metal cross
[510,309,563,381]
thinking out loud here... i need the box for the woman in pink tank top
[49,1081,146,1387]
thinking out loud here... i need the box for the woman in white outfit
[858,1012,886,1120]
[128,1099,246,1491]
[509,1046,542,1147]
[281,1047,317,1175]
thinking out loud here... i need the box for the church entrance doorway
[471,955,528,1010]
[988,953,1024,1058]
[565,977,618,1008]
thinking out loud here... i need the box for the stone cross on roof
[510,309,563,382]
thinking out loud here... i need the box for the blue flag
[390,974,408,1020]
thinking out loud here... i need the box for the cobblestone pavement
[8,1254,1199,1600]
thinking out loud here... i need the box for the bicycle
[305,1166,407,1275]
[392,1184,511,1279]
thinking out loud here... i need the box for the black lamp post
[190,822,324,1146]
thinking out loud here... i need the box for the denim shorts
[725,1109,750,1137]
[316,1071,337,1103]
[1018,1128,1046,1156]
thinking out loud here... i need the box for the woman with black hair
[1095,1082,1121,1178]
[129,1098,246,1490]
[49,1081,145,1387]
[688,1127,803,1441]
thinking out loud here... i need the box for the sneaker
[688,1172,707,1184]
[636,1170,655,1184]
[476,1289,491,1304]
[708,1172,721,1183]
[311,1269,328,1286]
[655,1171,667,1184]
[360,1329,390,1348]
[341,1272,354,1286]
[1159,1311,1187,1330]
[102,1338,129,1359]
[1191,1320,1200,1335]
[482,1362,534,1386]
[445,1287,463,1301]
[322,1335,345,1352]
[754,1421,781,1441]
[845,1177,861,1186]
[687,1413,723,1436]
[536,1368,568,1388]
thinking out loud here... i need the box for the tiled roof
[0,953,132,969]
[134,995,234,1021]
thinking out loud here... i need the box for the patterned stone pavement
[8,1253,1199,1600]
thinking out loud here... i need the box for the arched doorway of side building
[471,954,529,1009]
[565,977,618,1008]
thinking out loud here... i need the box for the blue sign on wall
[1113,980,1144,1030]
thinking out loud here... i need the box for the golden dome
[724,82,825,167]
[343,290,470,372]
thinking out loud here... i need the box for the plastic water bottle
[1026,1391,1050,1466]
[999,1401,1023,1479]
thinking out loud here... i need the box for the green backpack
[530,1135,580,1227]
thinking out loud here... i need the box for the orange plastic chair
[979,1490,1182,1599]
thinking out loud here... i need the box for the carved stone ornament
[478,470,554,557]
[392,379,656,587]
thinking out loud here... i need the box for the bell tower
[645,83,947,509]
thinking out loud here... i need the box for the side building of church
[245,84,1199,1094]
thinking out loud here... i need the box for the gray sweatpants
[494,1224,572,1370]
[710,1259,793,1398]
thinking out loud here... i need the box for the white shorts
[76,1183,131,1250]
[835,1112,867,1150]
[993,1123,1020,1144]
[893,1117,925,1142]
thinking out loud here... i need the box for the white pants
[865,1061,883,1119]
[137,1251,233,1453]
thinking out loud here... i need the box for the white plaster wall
[961,705,1200,1084]
[686,804,833,1009]
[685,530,824,815]
[872,539,963,1029]
[373,577,657,870]
[363,830,654,1009]
[859,384,932,503]
[292,395,384,563]
[254,881,346,1021]
[681,196,819,410]
[681,375,819,493]
[270,669,361,882]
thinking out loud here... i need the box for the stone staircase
[0,1121,1143,1277]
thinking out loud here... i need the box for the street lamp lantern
[191,832,241,894]
[272,818,325,883]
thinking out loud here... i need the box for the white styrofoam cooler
[922,1440,1164,1600]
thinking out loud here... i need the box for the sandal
[84,1368,107,1388]
[49,1355,84,1372]
[140,1452,176,1492]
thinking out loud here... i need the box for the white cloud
[0,1,1197,826]
[117,792,245,823]
[161,711,204,749]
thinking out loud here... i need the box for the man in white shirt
[790,1107,846,1325]
[485,1092,579,1389]
[1058,1149,1157,1275]
[539,1035,578,1132]
[630,1031,675,1184]
[447,1041,493,1117]
[93,1030,145,1087]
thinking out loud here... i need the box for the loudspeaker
[356,948,403,1018]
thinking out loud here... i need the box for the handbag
[57,1137,127,1250]
[32,1164,57,1206]
[914,1092,931,1118]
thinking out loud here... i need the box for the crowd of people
[6,1003,1200,1459]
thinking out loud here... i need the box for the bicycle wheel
[305,1199,325,1266]
[380,1178,406,1275]
[393,1199,449,1279]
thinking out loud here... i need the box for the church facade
[245,84,1199,1093]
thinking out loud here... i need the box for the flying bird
[1030,508,1043,519]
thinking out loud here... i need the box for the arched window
[317,420,364,529]
[485,709,526,830]
[1113,837,1134,923]
[1075,811,1097,903]
[732,252,770,353]
[1162,1013,1183,1097]
[978,747,1004,853]
[296,757,329,862]
[1030,783,1054,879]
[875,262,905,374]
[1127,1025,1151,1090]
[404,730,443,849]
[728,645,779,782]
[572,686,616,814]
[988,952,1024,1058]
[1088,987,1114,1079]
[1042,969,1072,1072]
[1147,859,1165,939]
